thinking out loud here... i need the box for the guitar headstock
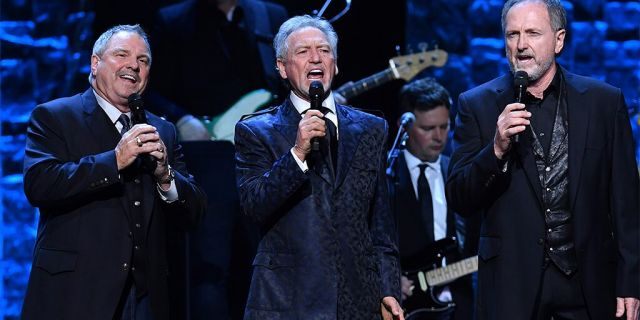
[389,49,448,81]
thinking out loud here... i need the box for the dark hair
[501,0,567,33]
[400,77,451,114]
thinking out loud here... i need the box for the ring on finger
[136,136,143,147]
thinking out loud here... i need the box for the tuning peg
[395,45,401,56]
[418,42,428,52]
[406,44,413,54]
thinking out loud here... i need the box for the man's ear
[335,64,339,76]
[276,59,287,79]
[554,29,566,54]
[91,54,99,77]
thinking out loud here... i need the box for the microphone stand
[386,131,408,179]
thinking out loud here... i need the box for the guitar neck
[426,256,478,287]
[335,69,396,100]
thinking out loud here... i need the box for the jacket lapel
[335,105,363,189]
[564,71,589,211]
[81,89,121,150]
[273,100,334,185]
[81,88,133,224]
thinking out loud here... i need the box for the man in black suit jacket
[21,25,207,320]
[387,78,474,320]
[446,1,639,319]
[235,15,404,319]
[151,0,288,140]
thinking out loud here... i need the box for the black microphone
[309,81,324,152]
[127,93,157,172]
[128,93,147,125]
[513,70,529,143]
[386,112,415,178]
[399,112,415,129]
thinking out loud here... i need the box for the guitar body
[200,89,273,143]
[402,237,457,319]
[403,269,455,320]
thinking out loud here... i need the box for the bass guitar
[402,237,478,320]
[335,49,448,101]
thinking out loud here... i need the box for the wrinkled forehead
[106,31,150,54]
[287,27,331,50]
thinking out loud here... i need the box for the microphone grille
[514,71,529,88]
[127,93,144,111]
[309,81,324,99]
[401,112,415,123]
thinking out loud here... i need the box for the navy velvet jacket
[235,99,401,319]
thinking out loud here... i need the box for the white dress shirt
[403,149,452,302]
[403,149,448,241]
[289,91,338,172]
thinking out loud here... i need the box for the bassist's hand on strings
[401,275,414,301]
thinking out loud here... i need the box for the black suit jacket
[21,89,207,320]
[150,0,288,121]
[446,69,640,320]
[235,99,401,319]
[388,152,473,320]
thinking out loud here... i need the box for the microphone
[128,93,147,125]
[309,81,324,152]
[127,93,157,172]
[386,112,416,178]
[399,112,415,129]
[513,71,529,143]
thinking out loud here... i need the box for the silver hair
[501,0,567,33]
[89,24,151,82]
[273,15,338,61]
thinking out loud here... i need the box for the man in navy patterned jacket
[235,15,404,320]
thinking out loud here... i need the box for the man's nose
[517,35,528,51]
[433,129,444,141]
[309,49,321,62]
[126,57,140,71]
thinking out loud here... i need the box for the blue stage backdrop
[0,0,638,319]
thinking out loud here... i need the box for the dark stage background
[0,0,638,319]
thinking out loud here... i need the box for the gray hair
[501,0,567,33]
[89,24,151,82]
[273,15,338,61]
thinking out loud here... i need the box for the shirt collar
[92,89,130,124]
[403,149,441,172]
[289,91,336,115]
[523,65,562,103]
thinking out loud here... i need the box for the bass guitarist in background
[149,0,288,141]
[387,78,475,320]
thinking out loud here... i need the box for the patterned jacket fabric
[235,99,401,319]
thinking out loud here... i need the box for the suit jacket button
[123,263,129,271]
[134,201,141,207]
